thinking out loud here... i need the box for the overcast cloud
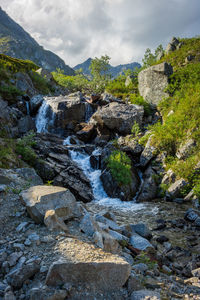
[0,0,200,67]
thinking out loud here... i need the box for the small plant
[131,121,141,138]
[45,180,53,186]
[15,132,37,166]
[136,251,157,269]
[129,94,152,116]
[107,150,132,186]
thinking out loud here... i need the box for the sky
[0,0,200,67]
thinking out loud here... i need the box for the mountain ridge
[74,58,141,78]
[0,7,75,75]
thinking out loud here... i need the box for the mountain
[74,58,141,78]
[0,7,74,75]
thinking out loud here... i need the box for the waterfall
[25,101,30,115]
[35,100,50,133]
[63,137,145,212]
[85,102,94,122]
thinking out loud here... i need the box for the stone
[0,184,7,192]
[137,167,158,202]
[132,263,148,274]
[102,231,121,254]
[16,222,29,232]
[44,209,70,232]
[131,223,152,240]
[95,214,121,232]
[30,286,67,300]
[165,37,181,54]
[184,209,199,222]
[130,232,154,251]
[4,290,16,300]
[156,235,169,244]
[127,271,143,292]
[90,102,144,135]
[8,252,22,267]
[191,268,200,278]
[6,261,40,288]
[117,136,144,156]
[176,139,196,159]
[167,178,188,198]
[0,168,43,187]
[125,75,132,87]
[140,135,156,167]
[30,94,44,115]
[46,257,131,291]
[76,124,96,143]
[13,243,25,251]
[161,169,176,185]
[138,62,173,105]
[20,185,78,224]
[18,115,36,134]
[80,213,99,237]
[131,289,160,300]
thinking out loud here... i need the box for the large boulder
[45,240,131,291]
[40,92,88,132]
[90,102,144,135]
[165,37,182,54]
[137,167,158,202]
[138,62,173,105]
[20,185,79,224]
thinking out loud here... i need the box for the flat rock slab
[20,185,77,224]
[46,238,131,291]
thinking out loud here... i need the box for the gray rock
[16,222,29,233]
[176,139,196,159]
[132,263,148,274]
[80,213,99,237]
[117,136,144,156]
[30,94,44,115]
[0,168,43,187]
[137,167,157,202]
[18,115,36,134]
[184,208,199,222]
[127,271,143,292]
[13,243,25,251]
[165,37,181,54]
[4,290,16,300]
[131,223,152,240]
[0,184,7,192]
[20,185,78,224]
[138,62,173,105]
[30,286,67,300]
[167,178,188,198]
[130,232,154,251]
[46,258,131,291]
[6,261,40,288]
[108,230,129,242]
[161,169,176,185]
[140,135,156,167]
[95,214,121,232]
[131,289,160,300]
[8,252,22,267]
[90,102,144,135]
[191,268,200,278]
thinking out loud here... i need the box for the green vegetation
[52,68,90,93]
[15,132,37,167]
[0,85,23,104]
[0,54,39,73]
[107,150,132,186]
[142,44,164,68]
[145,37,200,194]
[131,121,141,138]
[29,71,54,94]
[129,94,152,116]
[0,139,21,168]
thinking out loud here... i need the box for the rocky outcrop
[140,135,156,167]
[138,62,173,105]
[137,167,158,202]
[20,185,79,224]
[165,37,182,54]
[90,102,144,135]
[176,139,196,159]
[167,178,188,198]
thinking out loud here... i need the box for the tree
[89,55,111,92]
[142,48,155,68]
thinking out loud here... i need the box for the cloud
[1,0,200,66]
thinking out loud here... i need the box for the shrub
[29,71,53,94]
[0,85,24,104]
[15,132,37,166]
[129,94,152,116]
[107,150,132,186]
[131,121,141,138]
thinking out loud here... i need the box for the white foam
[35,101,50,133]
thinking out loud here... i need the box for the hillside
[74,57,141,78]
[0,7,75,75]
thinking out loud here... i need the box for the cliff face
[0,7,75,75]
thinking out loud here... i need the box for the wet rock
[18,115,36,134]
[20,185,78,224]
[156,235,169,244]
[76,124,96,143]
[6,261,40,288]
[130,232,154,251]
[100,168,140,201]
[30,94,44,115]
[137,167,158,202]
[184,208,199,222]
[131,223,152,240]
[90,102,144,135]
[167,178,188,198]
[138,62,173,105]
[46,257,131,291]
[140,136,156,167]
[131,289,160,300]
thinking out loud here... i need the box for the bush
[107,150,132,186]
[29,71,53,94]
[15,132,37,166]
[0,85,24,104]
[129,94,152,116]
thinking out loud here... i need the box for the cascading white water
[35,101,50,133]
[63,137,146,212]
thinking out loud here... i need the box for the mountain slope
[74,58,141,78]
[0,7,74,75]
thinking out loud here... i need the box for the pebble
[16,222,29,233]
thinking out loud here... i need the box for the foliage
[0,139,21,168]
[29,71,54,94]
[136,251,157,269]
[89,55,111,93]
[52,69,90,93]
[15,132,37,166]
[129,94,152,116]
[0,54,39,73]
[193,181,200,198]
[0,85,24,104]
[107,150,132,186]
[131,121,141,138]
[142,44,164,68]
